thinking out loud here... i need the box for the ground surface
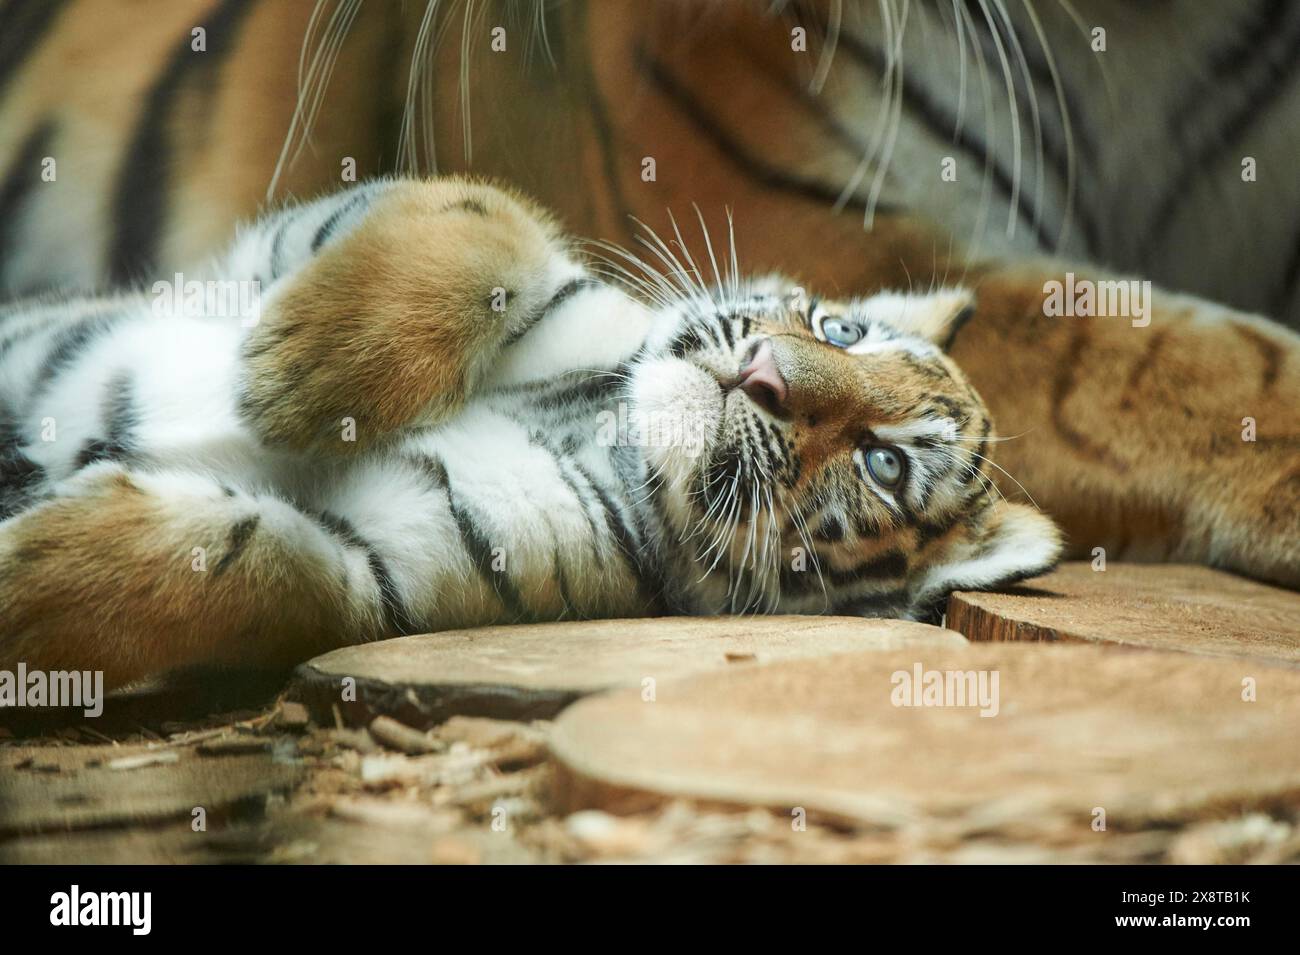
[2,563,1298,864]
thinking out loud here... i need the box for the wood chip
[438,716,545,750]
[165,727,228,746]
[564,810,657,857]
[329,797,463,832]
[487,739,548,771]
[276,701,311,730]
[442,768,542,808]
[329,728,378,754]
[196,736,273,756]
[356,753,461,788]
[107,751,180,771]
[368,715,445,755]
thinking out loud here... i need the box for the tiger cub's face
[627,279,1061,619]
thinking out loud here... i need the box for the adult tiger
[0,0,1297,587]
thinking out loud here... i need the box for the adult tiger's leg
[948,264,1300,588]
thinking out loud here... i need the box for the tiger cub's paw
[239,179,580,454]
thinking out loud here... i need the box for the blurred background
[0,0,1296,326]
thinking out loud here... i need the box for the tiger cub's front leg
[238,179,584,453]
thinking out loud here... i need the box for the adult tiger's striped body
[3,1,1298,318]
[0,0,1297,646]
[0,177,1058,685]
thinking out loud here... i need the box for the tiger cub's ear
[913,500,1062,611]
[867,288,976,349]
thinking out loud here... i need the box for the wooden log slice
[290,616,964,728]
[550,644,1300,833]
[947,562,1300,664]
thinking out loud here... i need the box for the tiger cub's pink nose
[738,339,788,415]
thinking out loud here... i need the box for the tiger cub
[0,177,1060,687]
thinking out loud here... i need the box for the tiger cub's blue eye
[865,446,904,487]
[821,317,863,347]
